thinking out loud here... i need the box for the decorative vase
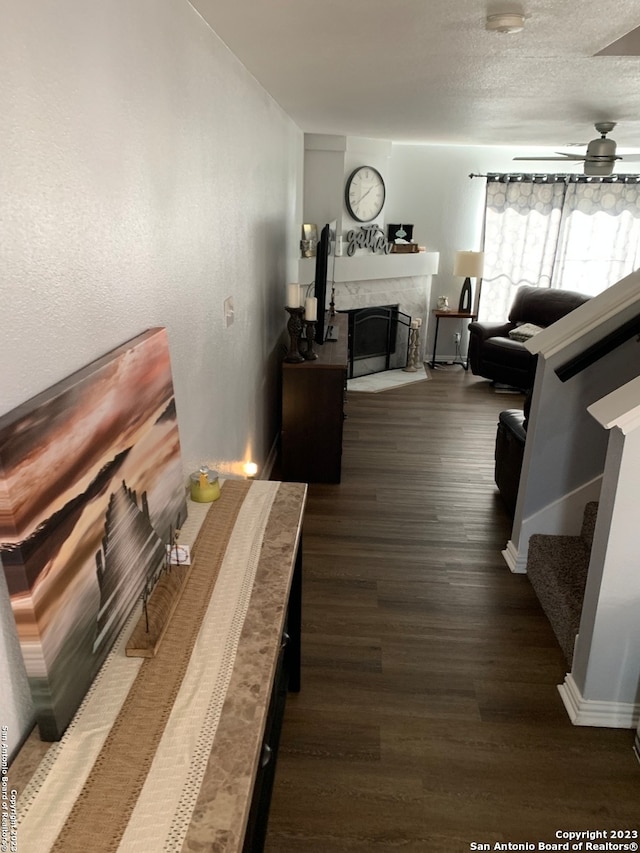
[284,306,306,363]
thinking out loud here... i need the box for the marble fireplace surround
[298,252,440,364]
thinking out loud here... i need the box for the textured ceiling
[190,0,640,154]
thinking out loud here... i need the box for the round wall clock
[345,166,386,223]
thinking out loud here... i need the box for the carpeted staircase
[526,502,598,666]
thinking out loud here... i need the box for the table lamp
[454,251,484,313]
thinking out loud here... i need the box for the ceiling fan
[513,122,640,176]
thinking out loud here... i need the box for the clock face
[345,166,386,223]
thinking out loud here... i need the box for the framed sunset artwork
[0,328,187,740]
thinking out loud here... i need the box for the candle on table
[305,296,317,321]
[287,283,301,307]
[243,461,258,479]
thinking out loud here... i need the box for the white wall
[0,0,302,757]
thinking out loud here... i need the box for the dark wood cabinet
[281,313,348,484]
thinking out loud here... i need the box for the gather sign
[346,225,393,256]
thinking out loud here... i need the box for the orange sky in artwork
[0,328,176,542]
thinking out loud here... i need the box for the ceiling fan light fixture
[486,12,526,34]
[584,159,615,177]
[586,136,617,158]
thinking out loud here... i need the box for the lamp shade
[453,251,484,278]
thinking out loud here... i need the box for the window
[480,175,640,321]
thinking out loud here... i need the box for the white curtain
[480,176,640,322]
[481,179,565,321]
[554,182,640,296]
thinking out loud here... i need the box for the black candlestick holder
[284,306,306,363]
[303,320,318,360]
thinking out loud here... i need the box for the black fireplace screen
[344,305,412,378]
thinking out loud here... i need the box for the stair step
[526,533,590,666]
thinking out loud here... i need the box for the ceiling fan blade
[513,155,586,161]
[511,125,636,175]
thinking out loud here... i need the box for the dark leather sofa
[468,285,591,390]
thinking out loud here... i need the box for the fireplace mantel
[298,251,439,285]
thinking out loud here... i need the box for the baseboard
[558,673,640,729]
[502,539,527,573]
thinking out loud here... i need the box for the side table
[430,310,477,370]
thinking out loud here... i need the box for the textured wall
[0,0,302,756]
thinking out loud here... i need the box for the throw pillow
[509,322,544,342]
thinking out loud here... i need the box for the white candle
[287,283,301,307]
[305,296,318,321]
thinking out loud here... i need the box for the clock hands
[354,184,378,206]
[357,185,374,205]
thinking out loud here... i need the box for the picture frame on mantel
[301,223,318,258]
[302,223,318,243]
[387,224,414,244]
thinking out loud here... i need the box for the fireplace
[298,250,439,371]
[344,304,411,378]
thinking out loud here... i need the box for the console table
[10,479,306,853]
[430,310,477,370]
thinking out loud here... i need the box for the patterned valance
[471,172,640,184]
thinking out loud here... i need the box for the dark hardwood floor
[265,367,640,852]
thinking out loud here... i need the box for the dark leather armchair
[494,389,533,516]
[468,285,590,389]
[495,409,528,516]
